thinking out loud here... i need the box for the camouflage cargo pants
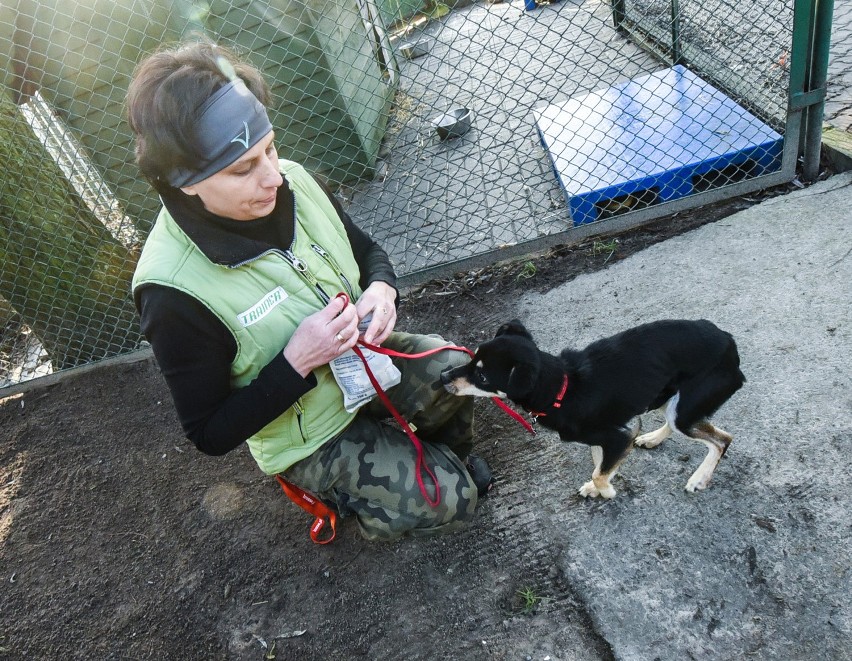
[282,331,478,541]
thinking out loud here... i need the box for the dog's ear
[506,357,540,399]
[495,319,532,340]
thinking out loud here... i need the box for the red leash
[342,292,536,507]
[353,342,444,506]
[354,338,536,508]
[358,338,535,436]
[493,394,537,434]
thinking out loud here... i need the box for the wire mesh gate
[0,0,833,388]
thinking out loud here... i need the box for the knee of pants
[352,473,478,542]
[390,331,472,380]
[358,511,474,542]
[445,345,473,369]
[426,342,474,384]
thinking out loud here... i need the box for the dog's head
[441,319,541,401]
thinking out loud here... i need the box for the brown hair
[126,39,271,192]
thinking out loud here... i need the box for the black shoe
[465,454,495,497]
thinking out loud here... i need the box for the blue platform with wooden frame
[533,65,783,226]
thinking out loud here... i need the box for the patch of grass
[516,585,542,614]
[516,261,537,280]
[592,238,618,257]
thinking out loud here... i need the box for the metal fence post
[791,0,835,181]
[612,0,626,34]
[671,0,683,65]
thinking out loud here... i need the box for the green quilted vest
[132,160,363,474]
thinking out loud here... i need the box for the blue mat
[533,65,783,225]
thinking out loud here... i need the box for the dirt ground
[0,188,792,660]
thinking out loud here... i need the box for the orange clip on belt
[275,475,337,544]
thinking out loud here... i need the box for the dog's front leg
[579,446,607,498]
[579,431,633,499]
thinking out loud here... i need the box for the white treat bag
[328,313,401,412]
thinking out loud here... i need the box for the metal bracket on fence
[789,88,827,112]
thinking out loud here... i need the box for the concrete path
[505,172,852,660]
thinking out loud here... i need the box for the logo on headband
[230,121,250,149]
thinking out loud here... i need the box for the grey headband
[167,79,273,187]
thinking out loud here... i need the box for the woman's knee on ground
[352,463,479,541]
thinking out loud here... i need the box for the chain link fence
[0,0,832,388]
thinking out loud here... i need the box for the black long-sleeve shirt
[136,175,397,456]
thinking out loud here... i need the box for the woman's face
[181,131,283,221]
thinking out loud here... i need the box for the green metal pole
[671,0,682,65]
[612,0,627,34]
[802,0,834,181]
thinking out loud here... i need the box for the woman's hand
[282,296,359,377]
[355,281,398,345]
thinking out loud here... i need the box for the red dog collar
[527,373,569,417]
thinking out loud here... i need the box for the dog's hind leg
[635,395,678,449]
[674,361,742,492]
[683,421,732,492]
[579,431,633,499]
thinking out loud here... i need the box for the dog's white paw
[634,431,667,449]
[579,481,599,498]
[634,421,672,449]
[685,474,711,492]
[579,482,616,499]
[598,484,616,499]
[634,435,658,448]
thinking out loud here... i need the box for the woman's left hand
[354,281,398,345]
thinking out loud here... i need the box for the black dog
[441,319,745,499]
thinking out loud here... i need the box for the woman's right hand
[282,296,360,377]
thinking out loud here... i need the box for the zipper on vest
[228,249,278,269]
[280,249,332,304]
[293,400,307,441]
[310,243,355,300]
